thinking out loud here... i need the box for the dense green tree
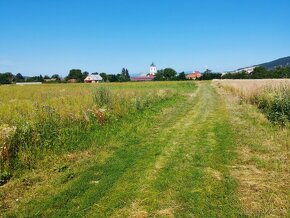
[153,70,165,81]
[15,73,24,82]
[163,68,177,80]
[26,75,44,82]
[82,71,89,81]
[119,68,130,82]
[199,69,222,80]
[221,66,290,79]
[51,74,60,80]
[67,69,83,82]
[177,72,186,80]
[100,73,108,82]
[0,72,14,84]
[107,74,118,82]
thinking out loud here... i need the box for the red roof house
[186,71,202,80]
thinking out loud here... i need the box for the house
[84,74,103,83]
[186,71,202,80]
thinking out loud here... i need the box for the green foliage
[15,73,25,82]
[154,68,177,81]
[176,72,187,80]
[94,87,112,108]
[67,69,83,82]
[251,85,290,126]
[0,170,12,186]
[26,75,44,82]
[98,68,130,83]
[199,69,222,80]
[0,72,14,84]
[222,67,290,79]
[163,68,177,80]
[51,74,60,79]
[100,73,108,82]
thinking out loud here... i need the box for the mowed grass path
[6,82,244,217]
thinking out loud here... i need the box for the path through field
[4,82,288,217]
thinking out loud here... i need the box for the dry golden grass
[214,79,290,99]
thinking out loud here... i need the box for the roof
[85,74,103,81]
[150,62,156,67]
[131,75,155,81]
[186,71,202,79]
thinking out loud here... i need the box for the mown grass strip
[6,84,197,217]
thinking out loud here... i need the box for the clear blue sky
[1,0,290,76]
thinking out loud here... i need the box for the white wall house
[84,74,103,83]
[150,62,157,75]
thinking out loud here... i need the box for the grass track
[5,82,244,217]
[4,81,287,217]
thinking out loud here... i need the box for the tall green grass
[251,84,290,126]
[0,82,195,185]
[215,80,290,126]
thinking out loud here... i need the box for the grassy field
[0,81,289,217]
[215,79,290,126]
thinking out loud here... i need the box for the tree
[25,75,44,82]
[107,74,118,82]
[0,72,14,84]
[177,72,186,80]
[67,69,83,82]
[199,69,222,80]
[153,70,165,81]
[120,68,130,82]
[51,74,60,80]
[15,73,24,82]
[82,71,89,81]
[163,68,177,80]
[100,73,108,82]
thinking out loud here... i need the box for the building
[84,74,103,83]
[149,62,157,75]
[236,66,256,74]
[186,71,202,80]
[131,63,157,81]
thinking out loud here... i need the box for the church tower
[150,62,157,75]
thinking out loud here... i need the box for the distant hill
[258,56,290,69]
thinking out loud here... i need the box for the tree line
[2,66,289,84]
[0,68,130,84]
[222,67,290,79]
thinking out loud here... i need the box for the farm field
[0,81,289,217]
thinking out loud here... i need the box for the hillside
[259,56,290,69]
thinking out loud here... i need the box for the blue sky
[0,0,290,76]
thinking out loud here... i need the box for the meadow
[0,82,194,184]
[0,80,289,217]
[214,79,290,126]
